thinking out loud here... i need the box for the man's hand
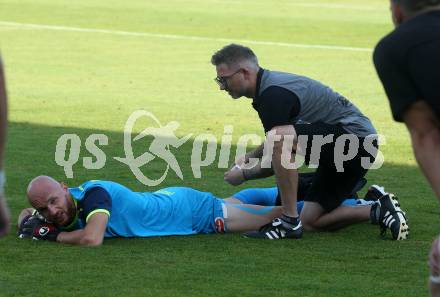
[224,164,246,186]
[18,215,60,241]
[224,154,250,186]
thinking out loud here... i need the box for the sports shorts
[183,188,226,234]
[294,122,377,212]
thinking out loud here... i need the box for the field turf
[0,1,437,296]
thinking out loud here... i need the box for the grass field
[0,0,438,296]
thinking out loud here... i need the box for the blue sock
[231,189,368,215]
[232,188,309,214]
[232,188,278,206]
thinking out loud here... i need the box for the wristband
[242,169,248,181]
[242,168,251,181]
[0,170,5,196]
[232,164,241,170]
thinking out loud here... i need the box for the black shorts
[294,122,377,212]
[373,11,440,122]
[391,97,440,123]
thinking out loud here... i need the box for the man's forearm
[57,213,108,246]
[57,229,102,246]
[245,143,265,160]
[242,159,273,180]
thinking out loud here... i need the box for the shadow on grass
[1,121,439,296]
[4,120,439,235]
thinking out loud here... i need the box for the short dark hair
[392,0,440,12]
[211,44,259,67]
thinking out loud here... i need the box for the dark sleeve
[82,187,112,222]
[373,40,419,122]
[257,86,301,132]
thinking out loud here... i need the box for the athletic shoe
[377,194,409,240]
[243,218,303,240]
[364,184,387,201]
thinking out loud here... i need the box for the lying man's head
[27,176,76,226]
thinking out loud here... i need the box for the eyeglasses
[214,68,242,88]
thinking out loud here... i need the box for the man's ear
[391,2,405,26]
[60,182,68,191]
[241,66,255,81]
[241,67,250,79]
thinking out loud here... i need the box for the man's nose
[48,204,57,216]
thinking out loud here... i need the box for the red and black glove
[18,215,60,241]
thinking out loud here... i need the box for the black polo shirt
[252,68,301,133]
[373,10,440,122]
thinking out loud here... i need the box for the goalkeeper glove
[18,215,60,241]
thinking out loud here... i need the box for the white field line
[291,3,382,11]
[0,21,373,53]
[209,0,383,11]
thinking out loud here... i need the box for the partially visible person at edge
[373,0,440,295]
[0,54,10,237]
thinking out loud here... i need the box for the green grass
[0,0,437,296]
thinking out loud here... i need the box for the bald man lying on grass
[18,175,397,246]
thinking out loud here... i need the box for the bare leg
[223,197,243,204]
[300,201,370,231]
[224,203,283,232]
[403,103,440,296]
[267,126,298,217]
[403,101,440,201]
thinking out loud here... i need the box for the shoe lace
[258,218,284,233]
[258,221,276,232]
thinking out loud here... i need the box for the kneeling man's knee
[268,126,297,147]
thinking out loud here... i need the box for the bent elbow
[269,126,297,144]
[80,236,103,247]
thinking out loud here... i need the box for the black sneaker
[364,185,386,201]
[243,218,303,240]
[377,194,409,240]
